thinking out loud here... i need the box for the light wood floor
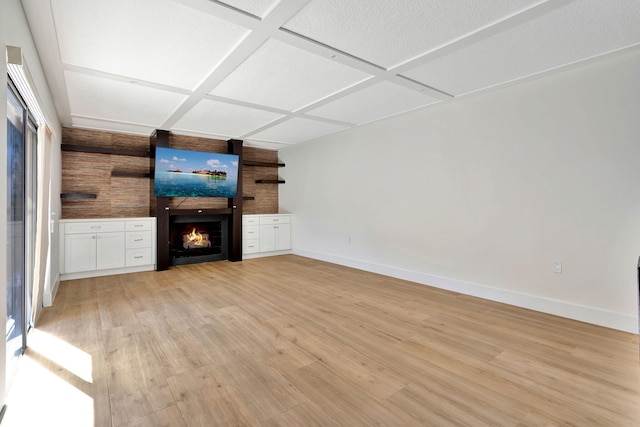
[4,255,640,426]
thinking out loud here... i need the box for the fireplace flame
[182,226,211,249]
[186,227,203,245]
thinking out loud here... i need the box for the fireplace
[169,214,228,265]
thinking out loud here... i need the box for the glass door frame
[5,77,37,380]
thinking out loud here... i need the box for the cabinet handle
[92,236,96,239]
[134,224,143,227]
[134,239,143,242]
[134,256,143,259]
[91,226,101,229]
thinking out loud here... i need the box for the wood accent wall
[243,146,280,214]
[61,128,150,219]
[61,128,281,219]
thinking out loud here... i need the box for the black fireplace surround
[169,214,228,266]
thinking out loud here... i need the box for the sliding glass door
[6,81,36,381]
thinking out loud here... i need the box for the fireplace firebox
[169,214,228,265]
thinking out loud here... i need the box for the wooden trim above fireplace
[168,208,232,216]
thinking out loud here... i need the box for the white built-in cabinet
[242,214,291,258]
[60,217,156,279]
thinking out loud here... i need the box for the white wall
[1,0,62,402]
[280,48,640,333]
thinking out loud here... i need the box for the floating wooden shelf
[243,160,285,168]
[255,179,285,184]
[62,144,150,158]
[60,193,97,199]
[111,171,151,178]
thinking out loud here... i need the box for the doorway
[5,80,37,383]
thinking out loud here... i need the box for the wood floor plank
[280,320,408,400]
[212,355,307,421]
[491,349,640,424]
[284,361,422,426]
[166,364,262,427]
[261,401,340,427]
[4,254,638,426]
[119,405,187,427]
[388,381,523,427]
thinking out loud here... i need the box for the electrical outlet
[552,260,562,274]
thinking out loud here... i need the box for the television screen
[153,147,239,198]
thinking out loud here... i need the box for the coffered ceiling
[22,0,640,149]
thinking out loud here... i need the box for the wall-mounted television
[153,147,239,198]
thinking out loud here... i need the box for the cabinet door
[96,232,125,270]
[64,233,97,273]
[260,225,277,252]
[275,223,291,251]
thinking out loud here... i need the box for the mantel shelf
[62,144,150,158]
[255,179,285,184]
[243,160,285,168]
[164,207,233,216]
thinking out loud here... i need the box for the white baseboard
[43,274,60,307]
[293,249,638,334]
[59,264,155,282]
[243,250,292,260]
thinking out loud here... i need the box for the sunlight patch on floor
[27,329,93,383]
[2,329,95,426]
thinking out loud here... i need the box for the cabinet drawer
[126,248,152,267]
[243,239,260,254]
[259,215,290,225]
[126,231,152,249]
[243,226,259,239]
[126,220,152,232]
[65,221,124,234]
[243,216,260,226]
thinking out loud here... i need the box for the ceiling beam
[390,0,577,76]
[160,0,311,130]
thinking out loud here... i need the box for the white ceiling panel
[65,71,187,126]
[211,38,372,111]
[283,0,543,69]
[217,0,280,18]
[306,81,441,124]
[173,98,284,137]
[52,0,249,90]
[250,117,350,144]
[402,0,640,96]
